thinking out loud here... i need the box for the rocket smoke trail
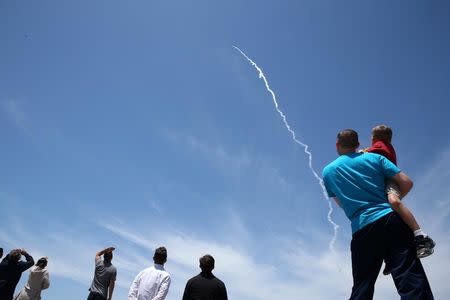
[233,45,339,252]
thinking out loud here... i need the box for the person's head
[336,129,359,155]
[0,248,3,259]
[199,254,215,273]
[153,247,167,265]
[371,124,393,144]
[103,251,113,263]
[36,257,48,269]
[8,249,22,263]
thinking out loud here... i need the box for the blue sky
[1,1,450,299]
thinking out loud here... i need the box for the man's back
[89,258,117,298]
[322,152,400,233]
[128,265,171,300]
[182,272,227,300]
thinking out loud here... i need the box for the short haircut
[153,247,167,264]
[372,125,393,143]
[337,129,359,149]
[36,257,48,268]
[103,251,113,262]
[199,254,215,272]
[8,250,22,263]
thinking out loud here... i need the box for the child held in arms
[364,125,435,275]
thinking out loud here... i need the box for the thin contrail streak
[233,45,339,252]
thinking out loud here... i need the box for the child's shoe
[415,235,435,258]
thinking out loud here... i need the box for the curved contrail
[233,45,339,252]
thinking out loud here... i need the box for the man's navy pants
[350,212,434,300]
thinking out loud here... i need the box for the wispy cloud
[1,99,29,133]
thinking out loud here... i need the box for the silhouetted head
[0,248,3,259]
[199,254,215,273]
[8,250,22,263]
[371,124,393,144]
[103,251,113,263]
[336,129,359,155]
[153,247,167,265]
[36,257,48,269]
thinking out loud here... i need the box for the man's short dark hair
[199,254,215,272]
[372,125,393,143]
[337,129,359,149]
[104,251,113,262]
[153,247,167,264]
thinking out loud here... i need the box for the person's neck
[340,149,356,155]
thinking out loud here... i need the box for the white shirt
[128,264,171,300]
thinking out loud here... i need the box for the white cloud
[1,99,29,133]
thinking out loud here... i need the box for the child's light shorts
[386,179,401,197]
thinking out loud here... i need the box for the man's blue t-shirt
[322,152,401,233]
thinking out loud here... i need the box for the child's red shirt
[367,140,397,165]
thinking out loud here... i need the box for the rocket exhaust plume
[233,45,339,252]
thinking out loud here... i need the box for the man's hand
[96,247,116,259]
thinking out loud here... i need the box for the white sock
[414,229,426,237]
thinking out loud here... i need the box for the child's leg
[386,180,421,232]
[386,180,435,259]
[387,193,421,232]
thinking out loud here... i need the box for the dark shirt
[0,253,34,300]
[182,272,228,300]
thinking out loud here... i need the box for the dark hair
[153,247,167,264]
[0,248,3,258]
[36,257,48,268]
[337,129,359,149]
[372,125,393,143]
[103,251,113,262]
[199,254,215,272]
[8,250,21,263]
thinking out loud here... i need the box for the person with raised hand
[87,247,117,300]
[0,249,34,300]
[15,257,50,300]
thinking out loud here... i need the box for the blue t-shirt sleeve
[322,169,336,198]
[379,156,401,178]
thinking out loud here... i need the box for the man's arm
[128,271,142,300]
[390,172,413,199]
[220,283,228,300]
[19,249,34,272]
[153,276,171,300]
[182,281,191,300]
[42,271,50,290]
[96,247,115,260]
[108,278,115,300]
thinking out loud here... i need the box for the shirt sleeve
[152,275,171,300]
[42,271,50,290]
[111,268,117,281]
[379,155,401,178]
[19,254,34,272]
[322,176,336,198]
[182,280,191,300]
[220,283,228,300]
[128,271,142,300]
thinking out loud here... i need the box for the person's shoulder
[323,157,342,176]
[214,276,226,286]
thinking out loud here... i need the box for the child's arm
[391,172,413,199]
